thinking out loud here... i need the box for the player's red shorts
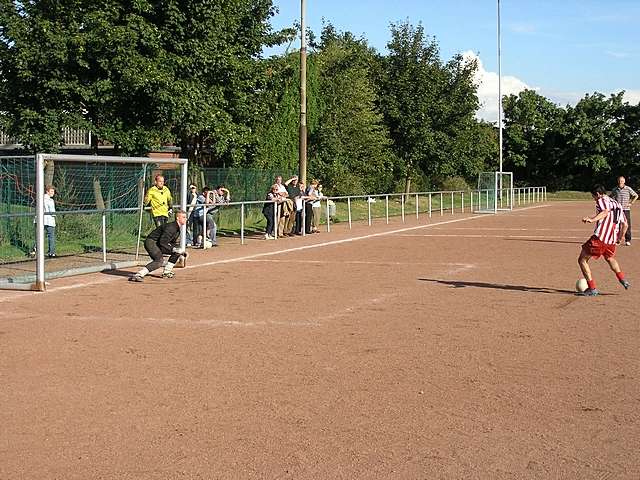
[582,235,616,260]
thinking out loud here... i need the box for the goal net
[0,154,188,291]
[476,171,513,214]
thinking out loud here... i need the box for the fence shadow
[418,278,610,296]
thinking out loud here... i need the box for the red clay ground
[1,201,638,479]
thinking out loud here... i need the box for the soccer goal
[0,154,188,291]
[476,171,514,214]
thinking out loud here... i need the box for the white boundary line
[397,234,584,239]
[1,204,549,301]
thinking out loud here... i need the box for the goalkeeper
[129,210,188,282]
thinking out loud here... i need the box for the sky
[268,0,640,123]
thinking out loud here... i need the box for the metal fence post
[302,202,306,236]
[401,195,405,222]
[273,201,278,240]
[326,198,331,233]
[347,197,352,229]
[461,192,464,213]
[451,192,454,214]
[415,193,419,219]
[385,195,389,224]
[203,204,208,248]
[368,197,372,226]
[240,203,245,245]
[428,193,432,217]
[102,212,107,263]
[440,192,443,216]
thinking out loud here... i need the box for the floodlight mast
[299,0,308,184]
[497,0,503,174]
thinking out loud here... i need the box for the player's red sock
[616,272,625,281]
[587,279,596,290]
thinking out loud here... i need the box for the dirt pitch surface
[1,201,639,479]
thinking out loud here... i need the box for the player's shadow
[419,278,590,295]
[101,269,135,278]
[504,238,582,245]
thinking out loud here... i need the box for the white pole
[240,203,245,245]
[347,197,352,229]
[451,192,454,215]
[102,212,107,263]
[35,154,46,291]
[401,195,405,222]
[385,195,389,224]
[440,193,443,216]
[326,199,331,233]
[415,194,419,219]
[203,204,208,249]
[368,198,372,226]
[429,193,432,217]
[273,201,278,239]
[135,163,147,261]
[498,0,503,174]
[180,160,188,252]
[302,202,306,236]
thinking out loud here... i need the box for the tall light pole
[497,0,503,173]
[299,0,308,184]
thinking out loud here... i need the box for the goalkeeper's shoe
[162,271,175,279]
[128,274,144,283]
[619,278,630,290]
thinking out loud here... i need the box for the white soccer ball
[575,278,588,293]
[203,239,213,249]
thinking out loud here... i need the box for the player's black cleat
[128,275,144,282]
[619,279,630,290]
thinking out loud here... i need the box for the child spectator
[262,184,279,240]
[30,185,57,258]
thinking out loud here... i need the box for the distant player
[610,175,637,246]
[578,185,630,296]
[129,210,188,282]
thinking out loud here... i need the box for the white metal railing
[188,186,547,246]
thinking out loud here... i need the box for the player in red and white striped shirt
[578,185,630,296]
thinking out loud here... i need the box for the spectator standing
[262,184,279,239]
[195,186,216,247]
[144,174,173,227]
[293,181,306,235]
[610,176,638,246]
[275,175,293,237]
[311,180,324,233]
[186,184,198,246]
[208,185,231,245]
[30,185,57,258]
[284,176,300,236]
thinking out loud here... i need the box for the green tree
[307,25,395,194]
[502,89,565,187]
[378,21,482,192]
[0,0,286,159]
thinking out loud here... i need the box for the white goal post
[476,171,514,214]
[27,154,188,291]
